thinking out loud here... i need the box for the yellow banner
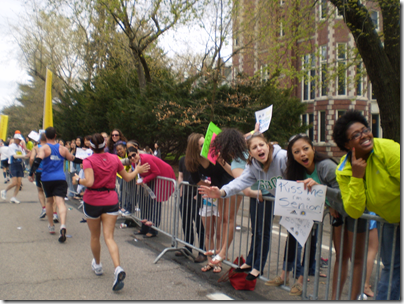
[0,115,8,141]
[43,68,53,129]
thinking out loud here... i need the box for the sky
[0,0,30,112]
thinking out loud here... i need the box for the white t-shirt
[8,143,25,164]
[0,146,9,161]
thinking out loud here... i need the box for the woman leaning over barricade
[209,127,279,281]
[199,133,287,280]
[333,110,400,300]
[72,134,150,292]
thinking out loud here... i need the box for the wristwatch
[76,177,80,185]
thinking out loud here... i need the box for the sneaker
[289,283,303,296]
[48,224,56,234]
[320,257,329,268]
[10,197,20,204]
[39,209,47,219]
[265,276,289,286]
[53,213,59,223]
[64,197,69,201]
[58,228,67,243]
[91,258,103,276]
[112,266,126,291]
[121,210,131,217]
[1,190,6,200]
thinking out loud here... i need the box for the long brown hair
[107,129,128,152]
[185,133,204,173]
[247,133,274,173]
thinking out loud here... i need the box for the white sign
[255,105,273,133]
[279,216,314,247]
[75,147,93,159]
[28,131,40,143]
[274,179,326,222]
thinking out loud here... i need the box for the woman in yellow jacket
[333,110,400,300]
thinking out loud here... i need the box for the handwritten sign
[200,122,222,165]
[75,148,93,159]
[274,179,326,222]
[28,131,40,143]
[255,105,273,133]
[279,216,314,247]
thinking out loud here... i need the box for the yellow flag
[0,115,8,141]
[43,68,53,129]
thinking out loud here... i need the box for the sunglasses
[128,154,137,159]
[111,134,120,137]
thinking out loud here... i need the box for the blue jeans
[376,222,400,300]
[283,234,302,278]
[246,197,272,274]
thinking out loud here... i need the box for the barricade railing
[117,179,399,300]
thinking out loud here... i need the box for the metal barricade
[117,180,400,300]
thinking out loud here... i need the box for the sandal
[140,219,148,224]
[201,263,214,272]
[211,254,224,265]
[213,265,222,273]
[145,221,153,227]
[204,250,218,256]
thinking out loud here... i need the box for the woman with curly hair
[199,133,287,280]
[185,133,234,273]
[209,127,277,280]
[333,110,400,300]
[105,129,128,155]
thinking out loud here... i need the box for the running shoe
[39,208,47,219]
[58,228,67,243]
[53,213,59,223]
[1,190,6,200]
[320,257,329,268]
[48,224,56,234]
[10,197,20,204]
[112,266,126,291]
[91,258,103,276]
[121,210,131,217]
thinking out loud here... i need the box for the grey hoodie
[221,144,287,198]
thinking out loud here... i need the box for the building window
[235,38,238,46]
[280,0,285,6]
[337,110,346,120]
[370,10,379,30]
[320,45,327,96]
[301,113,314,141]
[372,114,379,138]
[320,0,327,19]
[370,83,376,100]
[302,54,315,101]
[260,64,269,82]
[356,62,364,96]
[337,43,346,96]
[336,6,344,18]
[280,22,285,37]
[319,111,326,142]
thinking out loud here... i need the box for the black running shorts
[1,160,9,169]
[83,202,119,219]
[41,180,68,198]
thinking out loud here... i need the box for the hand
[258,190,263,202]
[198,185,222,198]
[329,207,339,218]
[217,155,227,167]
[72,173,79,185]
[137,163,150,174]
[297,178,319,191]
[28,175,34,183]
[351,147,367,178]
[254,122,260,133]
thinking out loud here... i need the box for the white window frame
[260,64,269,82]
[319,0,327,20]
[370,10,379,31]
[336,7,343,19]
[337,43,347,96]
[280,22,285,37]
[302,54,316,101]
[320,45,327,96]
[356,62,364,97]
[318,111,326,143]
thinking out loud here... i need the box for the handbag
[218,256,257,291]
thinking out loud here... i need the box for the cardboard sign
[279,216,314,247]
[200,122,222,164]
[255,105,273,133]
[274,179,326,222]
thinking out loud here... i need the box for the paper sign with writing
[255,105,273,133]
[200,122,222,165]
[28,131,40,143]
[75,148,93,159]
[274,179,326,222]
[279,216,314,247]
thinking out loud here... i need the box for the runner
[28,127,82,243]
[1,132,30,203]
[72,133,150,291]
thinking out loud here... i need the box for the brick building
[232,0,382,158]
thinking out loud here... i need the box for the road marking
[207,293,233,300]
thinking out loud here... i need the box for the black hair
[45,127,57,140]
[286,134,337,181]
[90,133,105,153]
[332,110,369,152]
[127,146,138,154]
[76,136,84,148]
[210,128,248,162]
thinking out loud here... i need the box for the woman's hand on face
[198,185,221,198]
[351,147,367,179]
[137,163,150,174]
[297,178,319,191]
[329,207,339,218]
[217,155,227,167]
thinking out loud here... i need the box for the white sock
[60,224,66,229]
